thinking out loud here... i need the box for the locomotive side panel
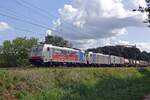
[43,45,52,63]
[110,56,124,66]
[51,48,80,63]
[86,52,94,64]
[95,54,110,65]
[115,56,121,64]
[120,57,125,65]
[79,51,86,64]
[110,56,115,65]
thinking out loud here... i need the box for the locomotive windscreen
[30,45,43,57]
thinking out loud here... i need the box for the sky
[0,0,150,52]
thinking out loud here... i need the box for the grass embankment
[0,67,150,100]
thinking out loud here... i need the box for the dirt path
[144,95,150,100]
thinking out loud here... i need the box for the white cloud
[136,42,150,52]
[0,22,11,31]
[112,40,150,52]
[103,39,150,52]
[46,30,52,36]
[53,19,61,28]
[53,0,147,49]
[111,28,127,36]
[138,0,147,7]
[117,40,150,52]
[72,37,119,49]
[58,5,78,21]
[72,37,150,52]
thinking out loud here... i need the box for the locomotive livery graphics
[30,44,149,67]
[51,48,79,62]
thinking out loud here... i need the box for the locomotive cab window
[47,47,50,51]
[90,54,93,57]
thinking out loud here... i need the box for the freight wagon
[30,44,149,67]
[86,52,110,66]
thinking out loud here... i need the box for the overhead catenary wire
[0,12,58,32]
[13,0,79,29]
[0,11,66,39]
[13,27,37,34]
[13,0,94,38]
[0,0,94,39]
[10,26,46,43]
[0,7,48,26]
[0,8,52,38]
[20,0,53,16]
[13,0,54,21]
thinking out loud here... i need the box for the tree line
[0,35,150,67]
[0,35,71,67]
[87,45,150,62]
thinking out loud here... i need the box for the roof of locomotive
[90,52,109,57]
[44,44,80,52]
[96,53,109,57]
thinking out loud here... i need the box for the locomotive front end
[30,44,44,65]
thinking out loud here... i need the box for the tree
[12,37,38,66]
[0,37,38,67]
[133,0,150,27]
[2,40,16,67]
[87,45,150,61]
[45,35,72,47]
[140,51,149,61]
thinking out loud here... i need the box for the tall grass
[0,67,150,100]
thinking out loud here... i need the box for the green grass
[0,67,150,100]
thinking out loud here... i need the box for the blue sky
[118,27,150,43]
[0,0,150,51]
[0,0,72,42]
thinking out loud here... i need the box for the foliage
[133,0,150,27]
[0,68,150,100]
[0,37,38,67]
[45,35,72,47]
[0,35,73,67]
[87,45,150,61]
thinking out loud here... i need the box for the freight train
[29,44,149,67]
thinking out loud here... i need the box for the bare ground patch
[144,94,150,100]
